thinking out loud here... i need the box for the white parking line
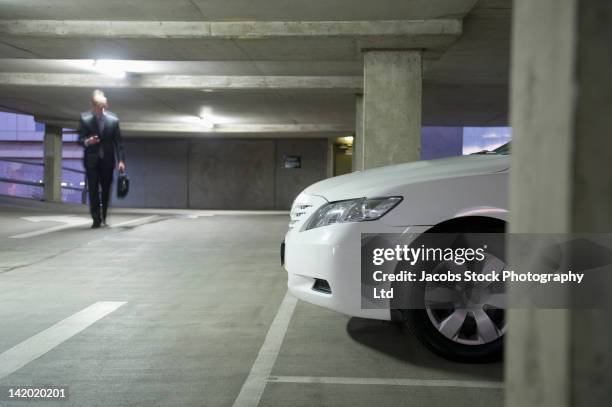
[0,301,126,380]
[268,375,504,389]
[10,216,91,238]
[111,215,159,228]
[232,292,298,407]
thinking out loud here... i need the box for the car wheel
[400,230,507,362]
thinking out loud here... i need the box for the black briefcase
[117,173,130,198]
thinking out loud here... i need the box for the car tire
[397,224,506,363]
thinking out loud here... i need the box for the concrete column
[326,138,335,178]
[362,50,421,169]
[507,1,612,407]
[43,125,62,202]
[352,94,364,171]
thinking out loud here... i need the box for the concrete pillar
[352,94,364,171]
[362,50,422,169]
[326,138,335,178]
[43,125,62,202]
[507,1,612,407]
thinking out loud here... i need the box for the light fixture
[199,116,214,130]
[198,107,216,130]
[92,60,127,79]
[338,135,354,146]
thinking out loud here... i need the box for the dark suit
[78,111,125,224]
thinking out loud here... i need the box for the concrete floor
[0,197,503,407]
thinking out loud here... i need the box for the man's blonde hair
[91,89,107,107]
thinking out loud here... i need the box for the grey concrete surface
[0,0,511,138]
[114,137,327,210]
[188,139,276,210]
[43,125,62,202]
[114,139,190,208]
[507,1,612,407]
[352,95,363,172]
[0,200,503,406]
[362,50,422,169]
[326,138,335,178]
[0,0,477,22]
[274,139,327,209]
[0,19,462,42]
[0,73,363,92]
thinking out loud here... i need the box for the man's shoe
[91,222,101,229]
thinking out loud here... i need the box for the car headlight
[304,197,402,230]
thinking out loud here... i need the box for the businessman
[78,90,126,228]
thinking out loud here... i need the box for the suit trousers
[85,154,114,223]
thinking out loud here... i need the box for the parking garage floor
[0,197,503,407]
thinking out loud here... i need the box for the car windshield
[470,142,511,155]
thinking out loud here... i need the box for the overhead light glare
[338,135,354,146]
[199,115,215,130]
[92,59,127,79]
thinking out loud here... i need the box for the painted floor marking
[110,215,159,228]
[0,301,126,380]
[232,292,298,407]
[10,215,90,238]
[268,375,504,389]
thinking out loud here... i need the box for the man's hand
[118,161,126,173]
[86,135,100,145]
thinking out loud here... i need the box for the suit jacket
[78,110,125,165]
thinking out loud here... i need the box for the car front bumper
[284,219,430,321]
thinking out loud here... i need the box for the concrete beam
[44,120,351,136]
[0,73,362,91]
[0,19,461,39]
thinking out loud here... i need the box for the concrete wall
[113,137,327,210]
[113,139,189,208]
[189,139,276,210]
[274,139,327,209]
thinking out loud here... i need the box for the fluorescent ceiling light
[199,107,216,130]
[92,60,127,79]
[338,135,354,146]
[199,116,214,130]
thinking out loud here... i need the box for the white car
[283,143,509,361]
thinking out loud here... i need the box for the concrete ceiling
[0,0,511,137]
[0,0,477,21]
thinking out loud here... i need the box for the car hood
[304,154,509,202]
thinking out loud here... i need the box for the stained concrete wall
[189,139,276,210]
[113,139,189,208]
[274,139,327,209]
[113,137,327,210]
